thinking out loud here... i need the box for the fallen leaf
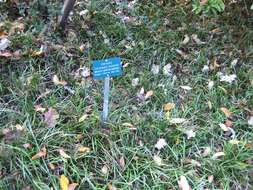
[184,130,196,139]
[48,163,56,170]
[202,147,211,157]
[181,34,190,45]
[210,28,222,33]
[207,100,212,109]
[119,156,125,169]
[190,159,201,167]
[68,183,78,190]
[178,176,191,190]
[220,107,232,117]
[53,75,67,86]
[44,108,59,128]
[59,148,71,159]
[108,182,117,190]
[170,118,186,124]
[77,146,90,154]
[175,49,189,59]
[212,152,225,159]
[78,114,88,122]
[219,74,237,84]
[0,51,12,57]
[34,105,46,113]
[208,80,214,90]
[131,78,139,87]
[0,38,10,51]
[15,124,24,131]
[191,34,205,45]
[30,45,44,57]
[153,155,163,166]
[80,66,90,78]
[202,65,209,73]
[145,90,153,100]
[248,116,253,126]
[155,138,167,150]
[163,63,172,76]
[31,147,47,160]
[229,139,240,145]
[231,59,238,67]
[225,120,233,128]
[2,128,23,143]
[59,175,69,190]
[180,86,192,90]
[163,103,175,111]
[208,175,214,183]
[151,64,160,75]
[23,143,32,149]
[101,165,109,175]
[218,123,229,131]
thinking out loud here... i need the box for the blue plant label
[92,57,122,80]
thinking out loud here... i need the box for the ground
[0,0,253,190]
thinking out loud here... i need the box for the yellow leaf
[53,75,67,86]
[59,175,69,190]
[77,146,90,154]
[31,147,47,160]
[59,148,71,158]
[220,107,232,117]
[163,103,175,111]
[78,114,88,122]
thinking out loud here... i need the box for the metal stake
[102,76,110,124]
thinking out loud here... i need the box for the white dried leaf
[191,34,205,45]
[202,65,209,73]
[212,152,225,159]
[184,130,196,139]
[151,64,160,75]
[181,34,190,45]
[180,86,192,90]
[131,78,139,87]
[208,80,214,90]
[231,59,238,67]
[101,165,109,175]
[170,118,186,124]
[248,116,253,126]
[0,38,11,51]
[219,74,237,84]
[163,64,172,76]
[219,123,229,131]
[81,66,90,78]
[178,176,191,190]
[153,155,163,166]
[155,138,167,150]
[79,9,88,16]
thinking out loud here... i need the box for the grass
[0,0,253,189]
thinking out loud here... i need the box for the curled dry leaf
[48,163,56,170]
[180,86,192,90]
[175,49,189,59]
[78,114,88,122]
[31,147,47,160]
[220,107,232,117]
[59,148,71,159]
[181,34,190,45]
[145,90,153,100]
[0,51,12,57]
[53,75,67,86]
[212,152,225,159]
[77,146,90,154]
[191,34,205,45]
[44,108,59,128]
[137,87,153,101]
[178,176,191,190]
[59,175,69,190]
[155,138,167,150]
[163,103,175,112]
[170,118,186,124]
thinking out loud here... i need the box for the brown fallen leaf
[68,183,78,190]
[44,108,59,128]
[31,147,47,160]
[210,28,222,34]
[0,51,12,57]
[220,107,232,117]
[178,176,191,190]
[59,148,71,159]
[175,49,189,59]
[53,75,67,86]
[163,103,175,111]
[145,90,153,100]
[108,182,117,190]
[48,163,56,170]
[225,120,233,128]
